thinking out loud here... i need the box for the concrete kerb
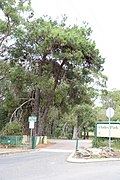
[0,149,37,156]
[67,151,120,163]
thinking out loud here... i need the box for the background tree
[97,90,120,121]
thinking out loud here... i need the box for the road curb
[0,149,35,156]
[67,151,120,163]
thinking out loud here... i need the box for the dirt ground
[36,141,56,149]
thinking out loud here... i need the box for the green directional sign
[28,116,37,122]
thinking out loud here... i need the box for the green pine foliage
[0,0,107,136]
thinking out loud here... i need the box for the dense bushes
[92,137,120,149]
[1,121,24,135]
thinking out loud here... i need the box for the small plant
[112,139,120,149]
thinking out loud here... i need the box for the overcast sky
[31,0,120,90]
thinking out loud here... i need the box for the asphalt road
[0,140,120,180]
[46,139,92,150]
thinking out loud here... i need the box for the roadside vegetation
[92,137,120,151]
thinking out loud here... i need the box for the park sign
[28,116,37,129]
[96,122,120,138]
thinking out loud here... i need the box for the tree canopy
[0,0,107,137]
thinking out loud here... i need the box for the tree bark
[72,126,78,140]
[83,127,86,139]
[40,106,49,135]
[33,87,40,135]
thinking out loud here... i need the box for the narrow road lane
[42,139,92,151]
[0,140,120,180]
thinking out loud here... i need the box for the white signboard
[97,123,120,138]
[28,116,37,129]
[29,121,35,129]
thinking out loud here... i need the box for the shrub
[92,137,108,148]
[112,139,120,149]
[1,121,23,135]
[92,137,120,150]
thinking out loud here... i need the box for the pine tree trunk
[83,127,86,140]
[41,107,49,135]
[33,87,40,135]
[72,126,78,140]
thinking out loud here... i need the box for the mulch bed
[74,148,120,159]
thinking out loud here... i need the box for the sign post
[28,116,37,149]
[106,107,114,150]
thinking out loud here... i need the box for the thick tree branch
[9,98,34,123]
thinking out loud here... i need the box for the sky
[31,0,120,90]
